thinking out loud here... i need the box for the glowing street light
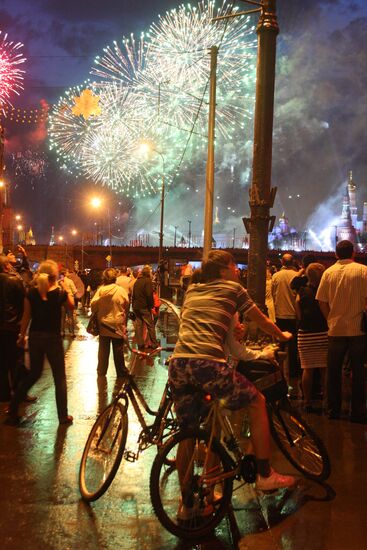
[90,197,102,209]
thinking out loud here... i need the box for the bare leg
[247,393,270,460]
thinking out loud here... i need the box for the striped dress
[297,285,328,370]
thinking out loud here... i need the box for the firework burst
[0,30,26,108]
[48,81,102,173]
[144,0,257,138]
[49,1,257,198]
[80,122,161,197]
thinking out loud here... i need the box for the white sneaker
[255,468,295,491]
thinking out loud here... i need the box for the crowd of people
[265,240,367,422]
[0,245,160,425]
[1,236,366,501]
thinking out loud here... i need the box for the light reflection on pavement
[0,310,365,549]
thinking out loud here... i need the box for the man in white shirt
[316,240,367,423]
[271,253,299,396]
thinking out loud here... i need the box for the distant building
[25,227,36,245]
[336,171,366,246]
[337,184,357,244]
[49,226,55,246]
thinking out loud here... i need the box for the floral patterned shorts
[169,357,258,427]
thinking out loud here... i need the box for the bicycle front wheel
[269,403,330,481]
[79,402,128,501]
[150,428,233,540]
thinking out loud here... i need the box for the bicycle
[237,355,331,481]
[149,389,259,539]
[79,344,177,502]
[150,355,330,540]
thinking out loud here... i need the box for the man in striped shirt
[170,250,295,506]
[316,240,367,423]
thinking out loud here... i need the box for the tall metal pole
[245,0,279,309]
[188,220,192,248]
[81,233,84,271]
[158,153,165,265]
[108,206,112,266]
[203,46,218,260]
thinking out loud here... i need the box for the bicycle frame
[97,360,174,462]
[191,401,244,488]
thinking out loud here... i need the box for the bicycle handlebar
[124,337,174,358]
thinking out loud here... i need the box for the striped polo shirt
[172,279,255,361]
[316,259,367,336]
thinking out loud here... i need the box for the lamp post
[71,229,84,271]
[139,143,165,264]
[58,235,68,267]
[188,220,192,248]
[203,45,218,260]
[157,154,165,264]
[91,197,112,266]
[243,0,279,309]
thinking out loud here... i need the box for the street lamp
[188,220,192,248]
[91,196,112,266]
[139,143,165,264]
[70,229,85,271]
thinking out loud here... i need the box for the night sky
[1,0,367,247]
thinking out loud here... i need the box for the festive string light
[0,104,49,124]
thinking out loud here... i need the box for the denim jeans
[97,336,126,377]
[275,318,300,379]
[10,332,68,420]
[327,335,366,418]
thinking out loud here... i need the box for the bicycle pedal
[124,450,138,462]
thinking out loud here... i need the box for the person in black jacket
[132,265,158,350]
[0,256,25,402]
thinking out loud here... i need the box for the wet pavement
[0,310,366,550]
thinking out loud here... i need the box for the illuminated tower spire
[214,206,220,224]
[49,226,55,246]
[348,170,357,227]
[338,187,356,244]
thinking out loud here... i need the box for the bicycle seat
[237,359,287,402]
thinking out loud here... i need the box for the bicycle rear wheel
[79,402,128,501]
[268,403,330,480]
[150,428,233,540]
